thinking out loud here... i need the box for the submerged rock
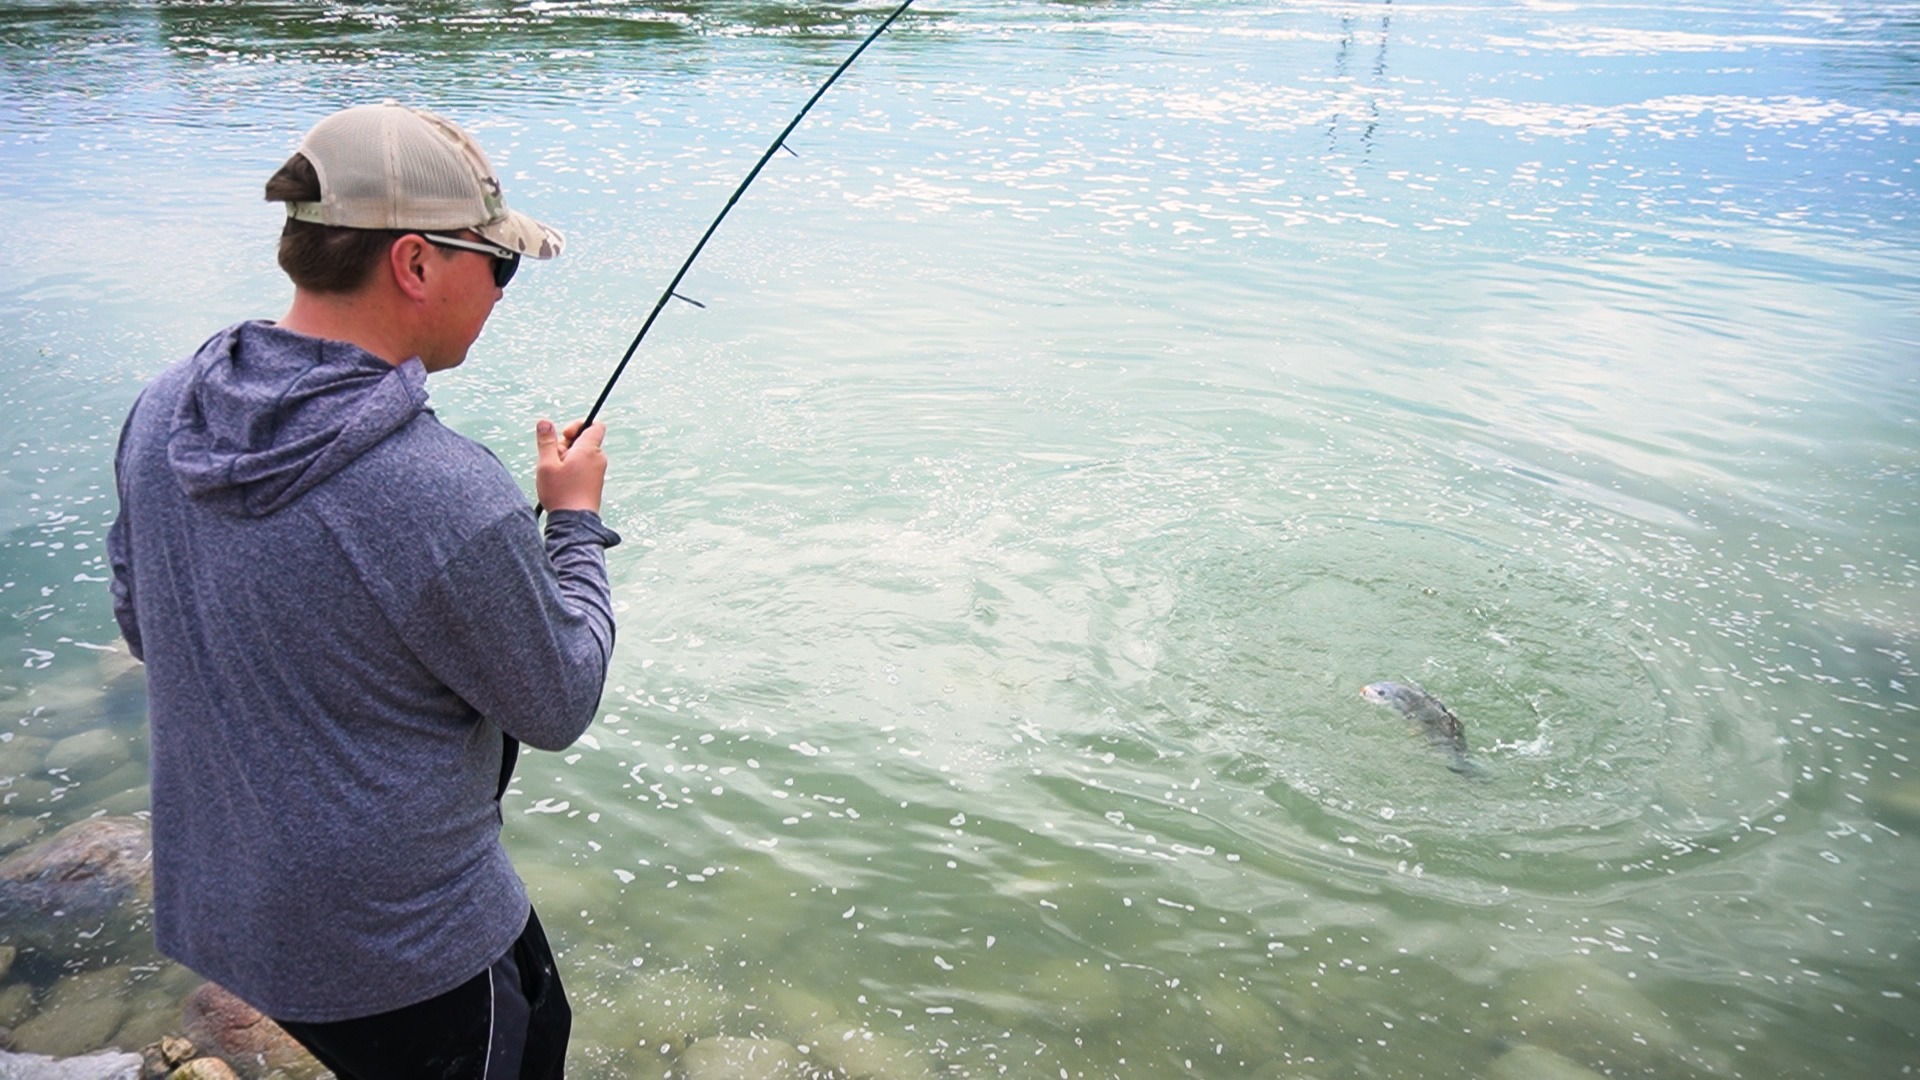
[1487,1042,1609,1080]
[178,984,322,1080]
[40,733,132,786]
[0,1048,142,1080]
[1495,958,1719,1077]
[9,967,134,1059]
[670,1036,803,1080]
[626,970,734,1055]
[1867,777,1920,831]
[0,818,152,949]
[0,820,45,859]
[800,1027,934,1080]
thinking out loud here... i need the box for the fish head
[1360,681,1405,706]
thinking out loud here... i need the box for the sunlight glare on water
[1,0,1916,1076]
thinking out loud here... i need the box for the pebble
[167,1059,239,1080]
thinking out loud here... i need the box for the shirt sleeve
[401,506,621,750]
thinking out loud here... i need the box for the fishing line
[575,0,919,431]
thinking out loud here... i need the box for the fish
[1360,681,1486,777]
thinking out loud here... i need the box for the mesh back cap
[285,102,564,259]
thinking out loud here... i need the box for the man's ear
[387,234,434,303]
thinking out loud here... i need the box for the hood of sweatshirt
[167,321,430,517]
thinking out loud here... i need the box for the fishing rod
[576,0,919,431]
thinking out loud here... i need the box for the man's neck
[277,289,416,368]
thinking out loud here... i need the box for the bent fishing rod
[576,0,919,433]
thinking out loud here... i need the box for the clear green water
[1,1,1916,1077]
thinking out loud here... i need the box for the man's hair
[264,153,409,294]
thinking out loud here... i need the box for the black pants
[276,908,570,1080]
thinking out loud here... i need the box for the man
[107,102,617,1079]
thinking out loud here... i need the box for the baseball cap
[283,101,564,259]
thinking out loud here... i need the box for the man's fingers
[570,422,608,451]
[535,419,562,465]
[562,419,586,448]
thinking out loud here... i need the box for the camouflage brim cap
[284,101,564,260]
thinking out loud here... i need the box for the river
[0,1,1915,1076]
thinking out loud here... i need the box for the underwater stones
[0,818,151,950]
[761,984,843,1034]
[1487,1042,1609,1080]
[9,967,134,1058]
[1494,958,1706,1077]
[0,948,13,984]
[0,820,44,858]
[627,970,735,1054]
[799,1026,935,1080]
[1866,777,1920,830]
[91,789,150,820]
[1022,957,1126,1031]
[41,732,132,785]
[1188,979,1286,1067]
[178,984,321,1080]
[0,738,52,781]
[0,1048,143,1080]
[0,985,32,1029]
[0,780,57,812]
[669,1036,803,1080]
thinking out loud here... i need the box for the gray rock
[670,1037,803,1080]
[41,733,131,786]
[0,818,151,950]
[0,1049,142,1080]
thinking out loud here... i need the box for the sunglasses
[420,233,521,288]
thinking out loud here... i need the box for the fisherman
[107,102,618,1079]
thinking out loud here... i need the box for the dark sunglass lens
[494,251,520,288]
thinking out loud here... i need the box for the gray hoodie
[108,321,619,1022]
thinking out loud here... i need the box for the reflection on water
[2,0,1918,1076]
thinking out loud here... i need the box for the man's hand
[535,419,609,514]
